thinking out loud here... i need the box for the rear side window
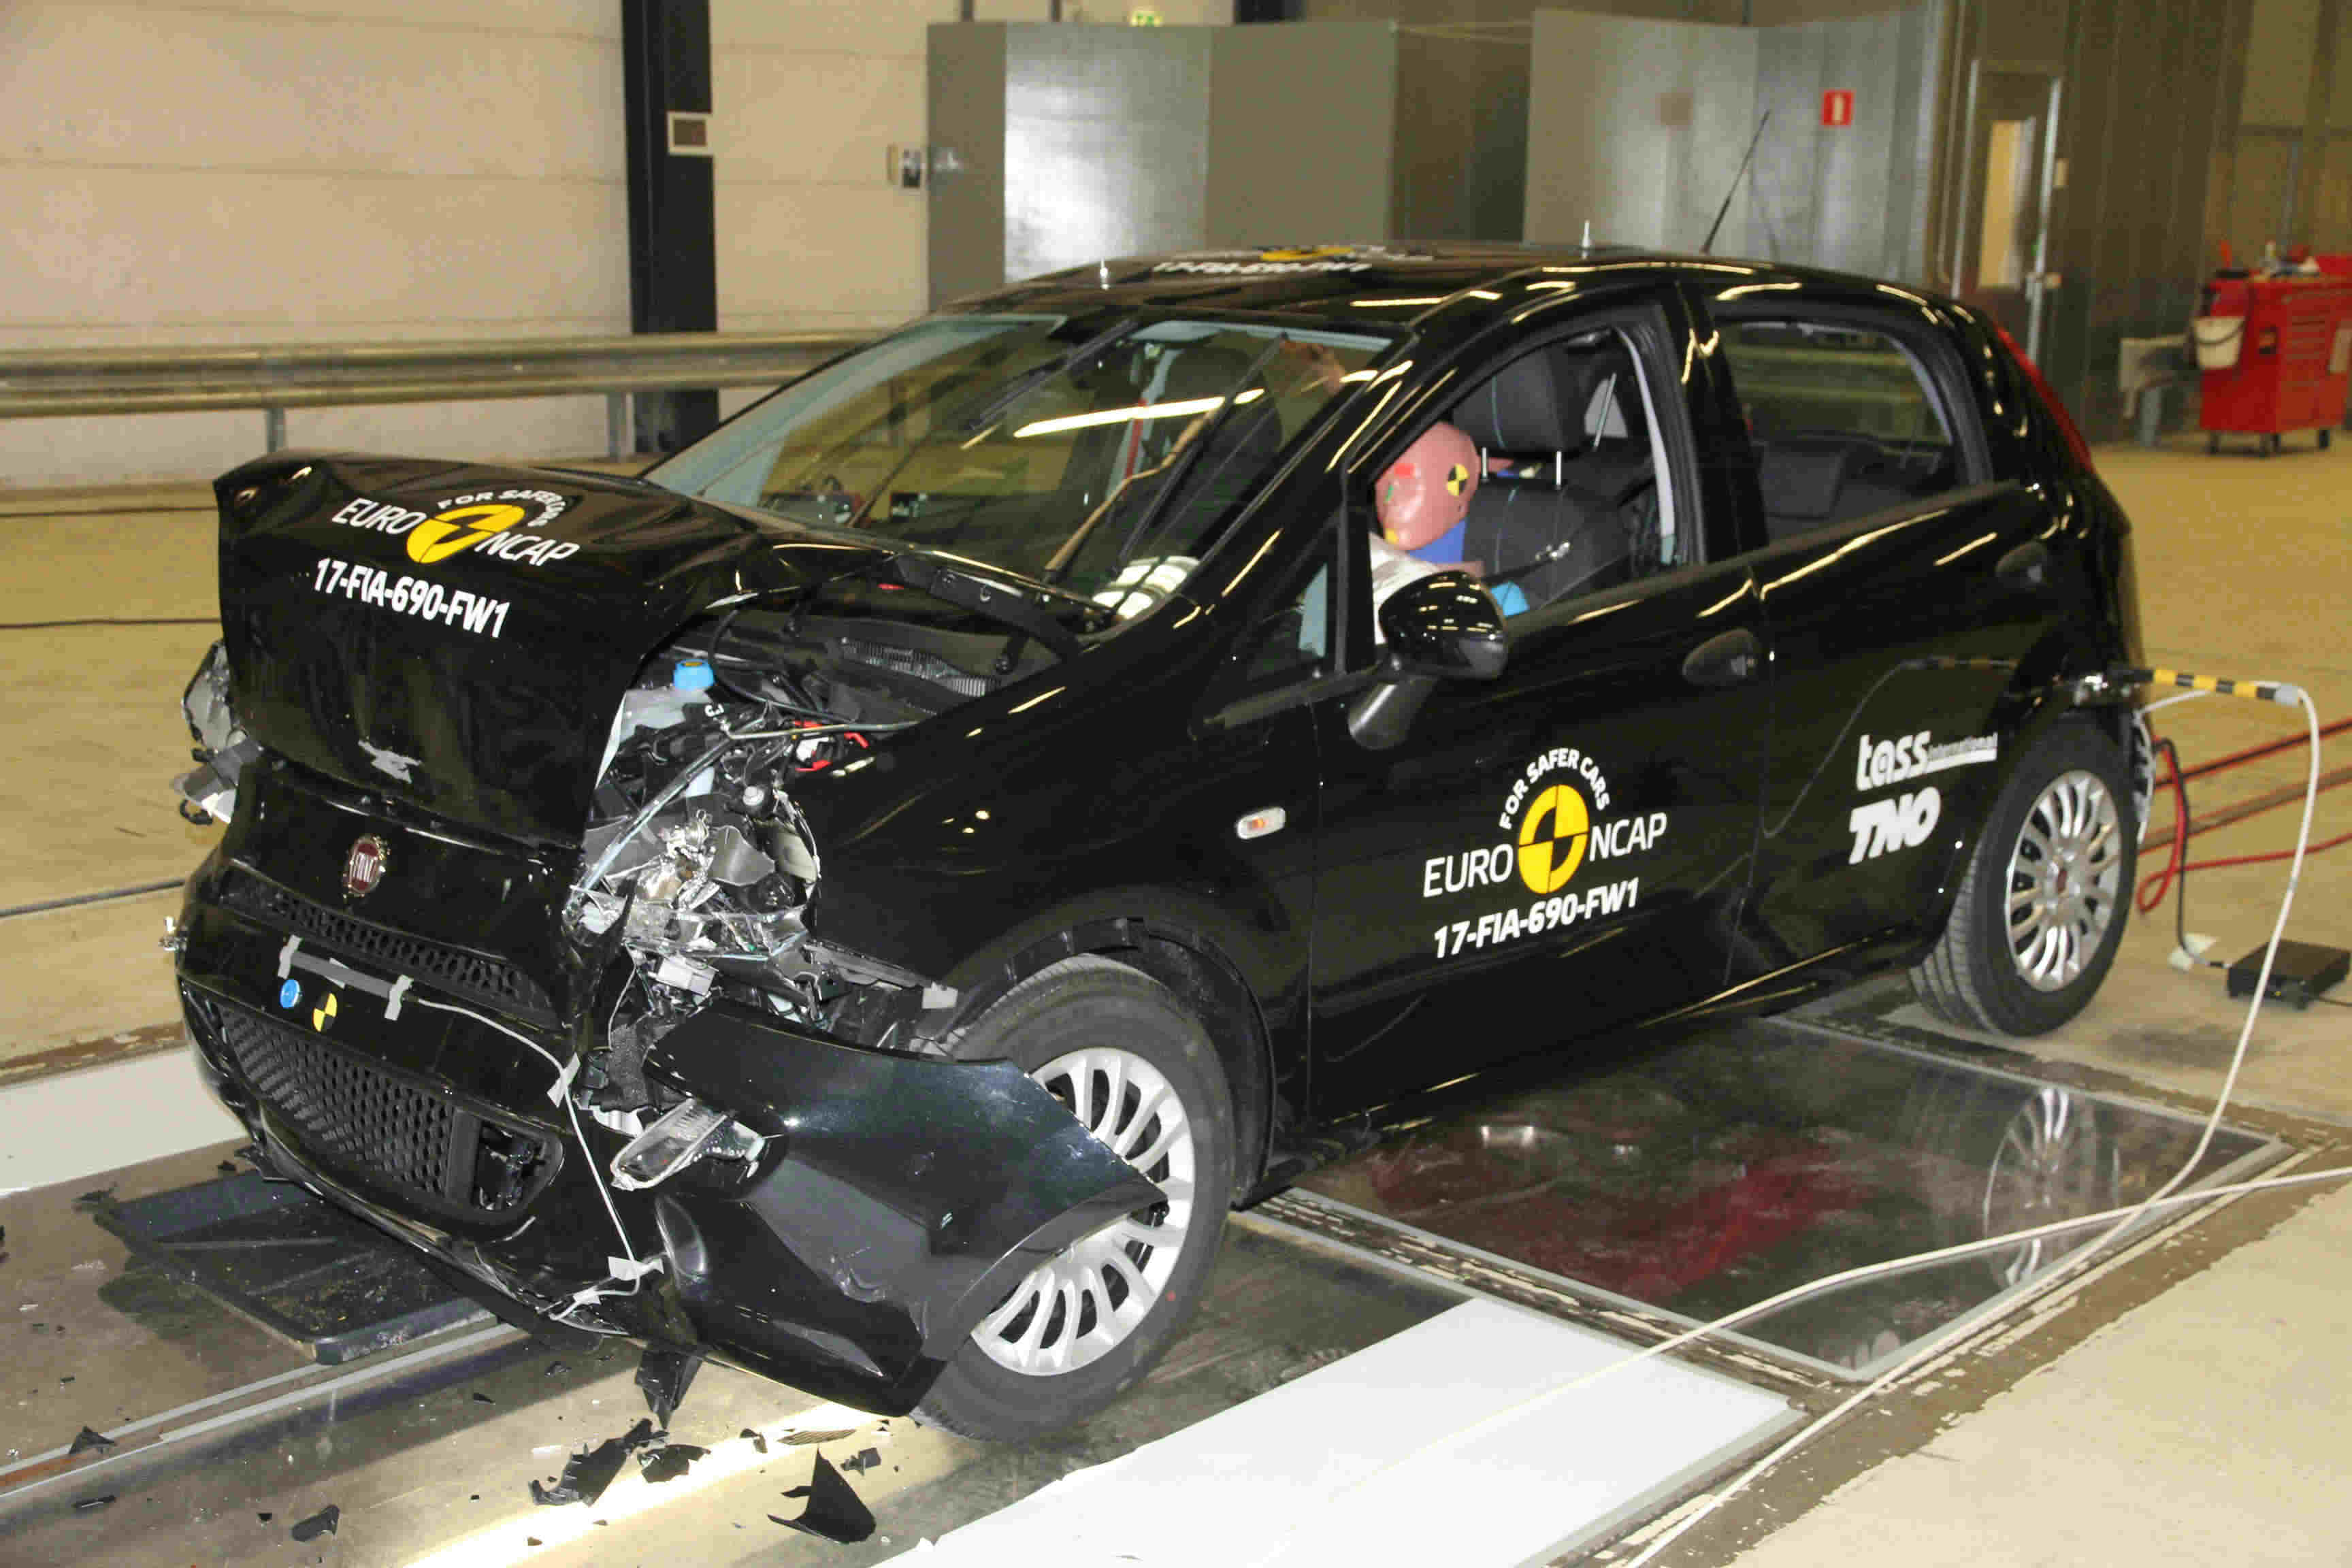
[1717,319,1972,542]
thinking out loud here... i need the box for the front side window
[647,315,1387,616]
[1361,325,1684,627]
[1716,318,1971,542]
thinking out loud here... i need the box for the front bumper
[176,855,1159,1415]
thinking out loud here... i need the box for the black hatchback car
[172,244,2146,1439]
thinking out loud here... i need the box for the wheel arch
[930,892,1286,1209]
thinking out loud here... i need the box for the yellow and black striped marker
[2115,666,2307,707]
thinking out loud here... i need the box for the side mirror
[1377,572,1509,681]
[1350,573,1510,751]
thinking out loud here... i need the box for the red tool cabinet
[2195,272,2352,454]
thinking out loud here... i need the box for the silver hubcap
[2005,769,2122,992]
[970,1047,1196,1376]
[1981,1086,2115,1286]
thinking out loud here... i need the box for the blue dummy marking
[278,979,301,1009]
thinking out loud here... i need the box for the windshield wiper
[870,552,1098,663]
[956,318,1139,435]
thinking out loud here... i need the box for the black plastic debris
[68,1426,117,1456]
[638,1443,706,1484]
[526,1537,542,1548]
[290,1503,340,1541]
[842,1448,881,1475]
[529,1419,657,1508]
[258,1512,274,1522]
[216,1160,239,1176]
[71,1188,114,1210]
[634,1347,702,1425]
[773,1453,875,1544]
[740,1427,768,1454]
[471,1392,495,1404]
[71,1494,115,1514]
[544,1360,570,1377]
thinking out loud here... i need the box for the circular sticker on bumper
[279,979,301,1010]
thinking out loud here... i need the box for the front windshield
[645,314,1388,612]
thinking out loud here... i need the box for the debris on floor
[843,1447,882,1475]
[638,1441,707,1484]
[780,1426,858,1447]
[634,1347,702,1425]
[290,1503,340,1541]
[71,1188,114,1210]
[772,1452,875,1544]
[71,1494,114,1514]
[740,1427,768,1453]
[67,1426,117,1456]
[529,1419,659,1508]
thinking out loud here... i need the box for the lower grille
[216,1005,551,1217]
[220,870,553,1019]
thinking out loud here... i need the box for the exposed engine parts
[559,613,964,1154]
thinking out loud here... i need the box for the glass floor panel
[1294,1016,2277,1379]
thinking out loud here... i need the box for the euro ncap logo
[406,504,532,565]
[1516,782,1591,894]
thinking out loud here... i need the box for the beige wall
[1,0,1231,487]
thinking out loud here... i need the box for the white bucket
[2192,315,2245,372]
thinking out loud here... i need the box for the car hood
[214,452,897,845]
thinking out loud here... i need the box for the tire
[913,955,1233,1442]
[1910,719,2138,1036]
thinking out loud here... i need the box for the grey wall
[1392,29,1533,242]
[928,24,1010,305]
[1206,21,1399,245]
[1524,13,1761,252]
[1752,4,1944,280]
[1004,26,1215,284]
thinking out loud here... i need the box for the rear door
[1690,286,2069,975]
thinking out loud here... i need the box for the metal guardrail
[0,330,868,458]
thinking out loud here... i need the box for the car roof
[944,243,1962,336]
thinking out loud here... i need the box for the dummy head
[1375,422,1480,550]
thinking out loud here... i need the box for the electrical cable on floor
[1608,678,2328,1566]
[0,879,183,923]
[1246,675,2331,1568]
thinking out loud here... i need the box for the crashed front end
[172,453,1154,1414]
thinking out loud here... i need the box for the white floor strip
[901,1298,1797,1567]
[0,1045,240,1194]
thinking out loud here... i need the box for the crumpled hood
[215,452,889,845]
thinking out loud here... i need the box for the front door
[1305,308,1767,1117]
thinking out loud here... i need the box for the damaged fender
[640,1002,1163,1410]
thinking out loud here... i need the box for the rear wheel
[913,956,1232,1442]
[1910,720,2136,1036]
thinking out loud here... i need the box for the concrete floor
[1,431,2347,1561]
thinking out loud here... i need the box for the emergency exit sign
[1822,90,1855,127]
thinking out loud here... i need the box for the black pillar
[622,0,719,453]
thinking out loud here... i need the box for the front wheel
[1910,719,2137,1036]
[914,956,1232,1442]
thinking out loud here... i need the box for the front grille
[221,870,553,1019]
[216,1005,550,1217]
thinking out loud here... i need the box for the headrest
[1451,350,1570,453]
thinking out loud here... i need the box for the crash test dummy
[1369,421,1526,631]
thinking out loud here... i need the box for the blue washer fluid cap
[672,657,716,692]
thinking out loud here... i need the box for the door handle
[1682,627,1762,689]
[1997,540,2051,589]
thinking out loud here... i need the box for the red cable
[2137,736,2195,914]
[2168,829,2352,877]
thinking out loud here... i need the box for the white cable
[410,996,642,1278]
[1241,683,2328,1568]
[1618,684,2326,1566]
[2140,687,2215,715]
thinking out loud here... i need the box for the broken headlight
[174,639,258,825]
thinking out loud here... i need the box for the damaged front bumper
[176,868,1160,1415]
